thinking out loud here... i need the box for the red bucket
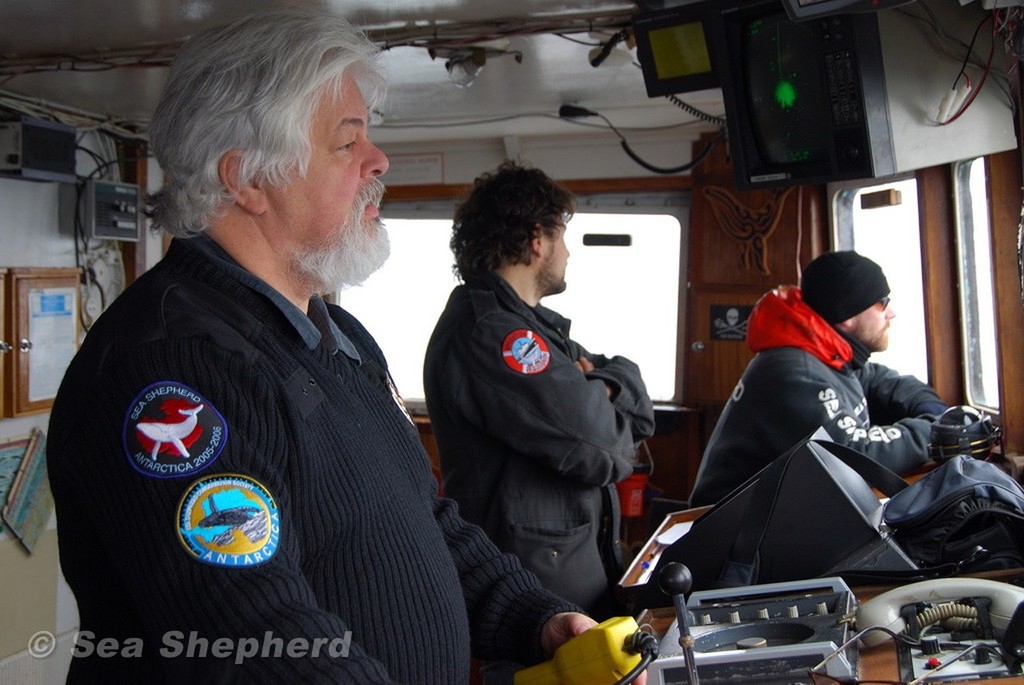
[616,469,650,518]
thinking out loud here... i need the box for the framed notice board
[4,268,81,417]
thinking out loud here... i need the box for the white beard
[291,177,390,293]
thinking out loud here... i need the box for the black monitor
[782,0,915,21]
[713,0,895,189]
[633,3,720,98]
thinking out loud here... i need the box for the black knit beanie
[800,251,890,324]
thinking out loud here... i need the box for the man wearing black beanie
[801,251,891,327]
[690,251,947,507]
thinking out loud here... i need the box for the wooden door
[683,133,826,409]
[686,286,763,404]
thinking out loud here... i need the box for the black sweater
[48,239,575,683]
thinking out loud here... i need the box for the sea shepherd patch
[502,329,551,375]
[123,381,226,478]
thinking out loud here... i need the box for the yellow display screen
[649,22,712,80]
[633,5,720,98]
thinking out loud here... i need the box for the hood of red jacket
[746,286,852,370]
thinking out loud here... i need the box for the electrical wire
[554,32,605,47]
[66,135,144,331]
[1006,9,1024,61]
[563,105,724,175]
[616,629,659,685]
[75,143,107,170]
[0,90,149,139]
[378,111,709,133]
[895,4,1011,105]
[619,129,722,175]
[82,154,150,181]
[951,13,995,90]
[943,13,996,126]
[666,93,726,128]
[589,29,628,68]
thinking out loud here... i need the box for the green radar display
[775,80,797,109]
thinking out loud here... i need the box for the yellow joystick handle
[514,616,643,685]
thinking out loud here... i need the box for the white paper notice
[655,521,693,546]
[28,287,77,402]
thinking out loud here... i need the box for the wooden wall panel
[916,166,963,403]
[987,149,1024,453]
[684,132,827,408]
[685,286,764,405]
[116,139,149,284]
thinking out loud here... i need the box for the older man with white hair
[47,9,605,683]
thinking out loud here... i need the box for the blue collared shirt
[188,236,361,363]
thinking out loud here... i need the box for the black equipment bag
[883,455,1024,572]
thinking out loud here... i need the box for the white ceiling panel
[0,0,723,143]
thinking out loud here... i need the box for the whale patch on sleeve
[123,381,227,478]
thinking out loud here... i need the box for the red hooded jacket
[746,285,852,370]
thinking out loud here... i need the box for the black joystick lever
[660,562,700,685]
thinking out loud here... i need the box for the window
[335,216,457,412]
[954,158,999,410]
[335,193,688,410]
[552,212,682,402]
[832,177,929,383]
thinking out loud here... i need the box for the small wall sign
[710,304,752,341]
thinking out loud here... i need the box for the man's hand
[574,357,613,397]
[540,612,595,657]
[539,613,648,684]
[574,356,596,374]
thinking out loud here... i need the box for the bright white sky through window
[845,178,928,383]
[337,213,682,405]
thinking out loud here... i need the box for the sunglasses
[878,296,891,310]
[808,625,1005,685]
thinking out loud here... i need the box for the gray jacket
[424,272,655,614]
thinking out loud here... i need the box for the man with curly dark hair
[424,160,655,619]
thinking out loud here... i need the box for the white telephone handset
[857,577,1024,647]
